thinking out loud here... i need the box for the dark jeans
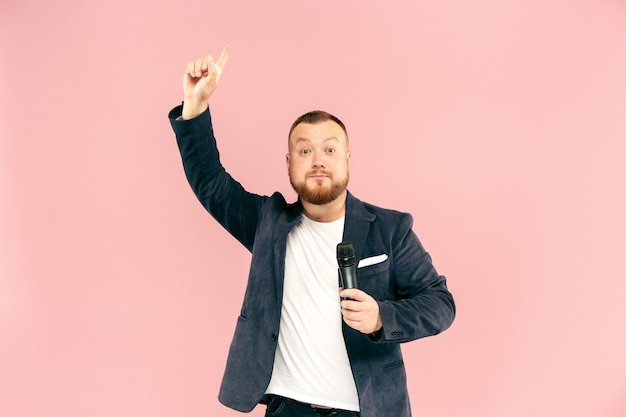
[265,395,360,417]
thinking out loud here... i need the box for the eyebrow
[293,136,340,144]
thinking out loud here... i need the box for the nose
[312,150,326,169]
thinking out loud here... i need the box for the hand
[181,44,231,120]
[340,288,383,334]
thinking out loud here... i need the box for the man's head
[286,110,350,206]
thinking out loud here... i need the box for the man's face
[287,120,351,205]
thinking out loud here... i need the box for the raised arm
[170,45,268,251]
[181,44,231,120]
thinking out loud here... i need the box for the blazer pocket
[357,254,389,276]
[383,360,404,371]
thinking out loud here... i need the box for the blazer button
[271,333,277,342]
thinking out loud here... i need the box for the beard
[290,172,349,205]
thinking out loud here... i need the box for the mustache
[307,170,332,177]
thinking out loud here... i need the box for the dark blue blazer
[169,106,455,417]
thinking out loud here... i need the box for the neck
[301,191,347,223]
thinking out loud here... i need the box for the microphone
[336,242,358,290]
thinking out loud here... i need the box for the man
[168,45,455,417]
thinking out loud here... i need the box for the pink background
[2,1,625,416]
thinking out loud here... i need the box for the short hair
[288,110,348,142]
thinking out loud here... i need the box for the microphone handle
[339,265,358,289]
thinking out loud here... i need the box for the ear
[285,153,290,171]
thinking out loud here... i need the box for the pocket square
[357,254,388,268]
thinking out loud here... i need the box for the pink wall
[1,1,625,416]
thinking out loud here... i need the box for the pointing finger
[216,43,231,72]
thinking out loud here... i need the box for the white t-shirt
[265,215,360,411]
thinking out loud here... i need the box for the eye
[326,147,336,154]
[299,148,311,155]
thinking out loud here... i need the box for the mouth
[307,172,330,181]
[307,171,330,178]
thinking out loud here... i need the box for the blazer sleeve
[168,105,267,252]
[377,213,456,343]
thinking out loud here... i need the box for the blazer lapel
[342,191,376,264]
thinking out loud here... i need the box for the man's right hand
[181,44,231,120]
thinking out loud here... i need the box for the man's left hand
[340,289,383,334]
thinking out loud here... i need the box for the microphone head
[336,242,356,267]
